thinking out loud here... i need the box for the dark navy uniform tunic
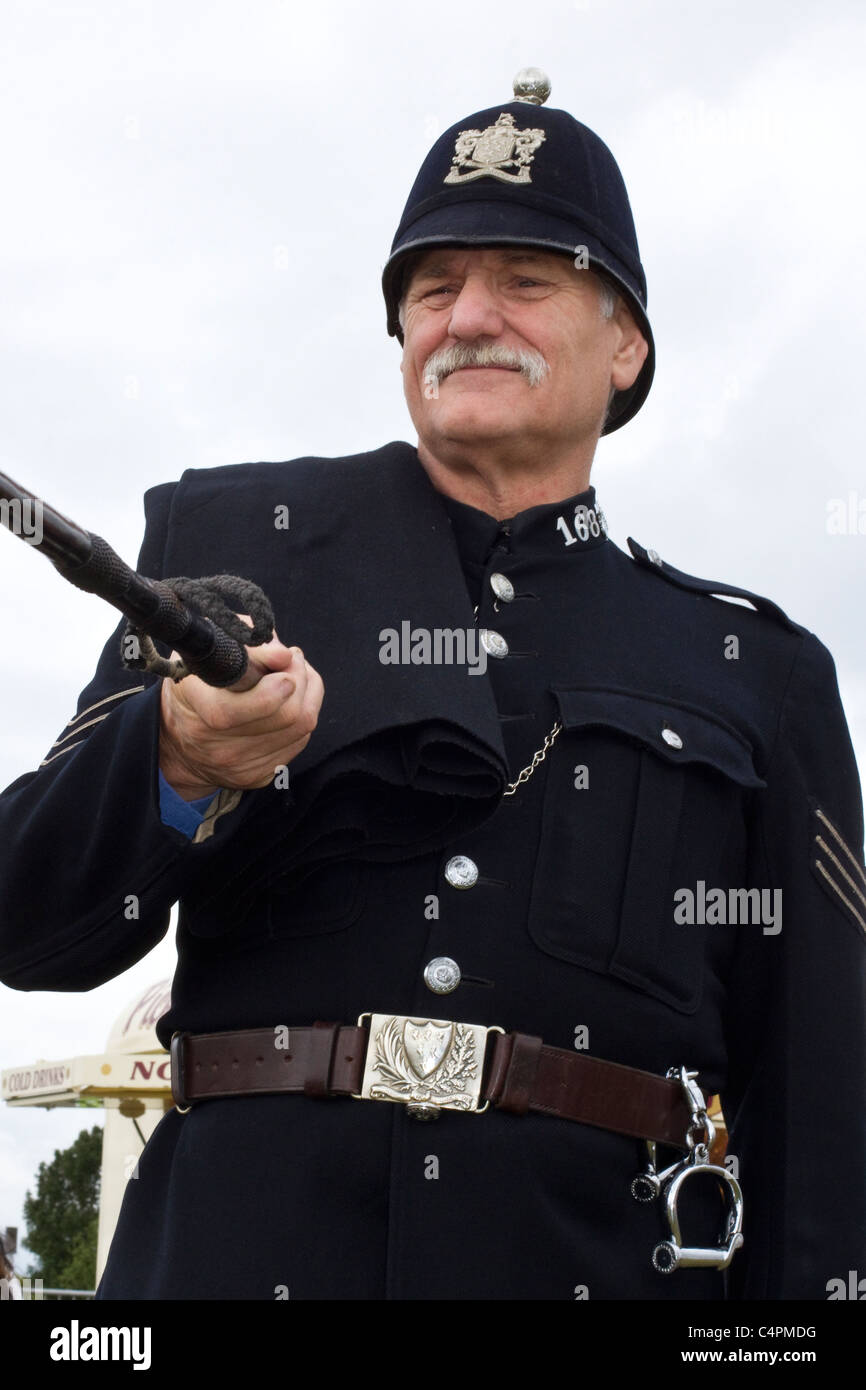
[1,441,864,1300]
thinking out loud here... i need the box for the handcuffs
[631,1066,744,1272]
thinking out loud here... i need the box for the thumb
[233,612,297,674]
[244,630,300,677]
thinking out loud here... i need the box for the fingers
[199,653,321,744]
[173,646,304,733]
[296,659,325,736]
[159,642,325,795]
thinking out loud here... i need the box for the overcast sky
[1,0,864,1263]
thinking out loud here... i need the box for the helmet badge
[443,112,546,185]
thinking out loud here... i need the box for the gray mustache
[423,342,550,390]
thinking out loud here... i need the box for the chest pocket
[527,687,766,1013]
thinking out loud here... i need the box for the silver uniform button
[444,855,479,888]
[423,957,461,994]
[406,1103,440,1121]
[646,548,663,567]
[661,727,683,749]
[480,629,509,658]
[490,572,515,602]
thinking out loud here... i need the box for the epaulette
[626,537,801,633]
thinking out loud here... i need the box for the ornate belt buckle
[354,1012,504,1120]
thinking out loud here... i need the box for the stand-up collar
[439,482,609,562]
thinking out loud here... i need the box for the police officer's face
[400,247,647,466]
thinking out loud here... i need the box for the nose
[446,275,506,341]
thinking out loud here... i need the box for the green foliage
[56,1211,100,1291]
[22,1125,101,1290]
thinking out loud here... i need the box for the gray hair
[596,277,618,320]
[422,340,551,396]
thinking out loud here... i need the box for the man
[0,70,864,1301]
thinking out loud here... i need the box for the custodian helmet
[382,68,654,434]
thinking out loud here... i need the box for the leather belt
[170,1016,698,1149]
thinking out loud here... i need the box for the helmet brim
[382,207,654,435]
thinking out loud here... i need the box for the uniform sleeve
[0,481,257,993]
[721,630,866,1299]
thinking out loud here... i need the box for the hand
[158,619,324,800]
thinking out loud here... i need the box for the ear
[610,301,649,393]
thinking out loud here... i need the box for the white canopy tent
[1,979,173,1283]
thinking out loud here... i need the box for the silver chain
[472,604,561,800]
[503,719,562,796]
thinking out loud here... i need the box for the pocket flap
[551,686,766,789]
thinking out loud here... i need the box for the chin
[426,399,527,438]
